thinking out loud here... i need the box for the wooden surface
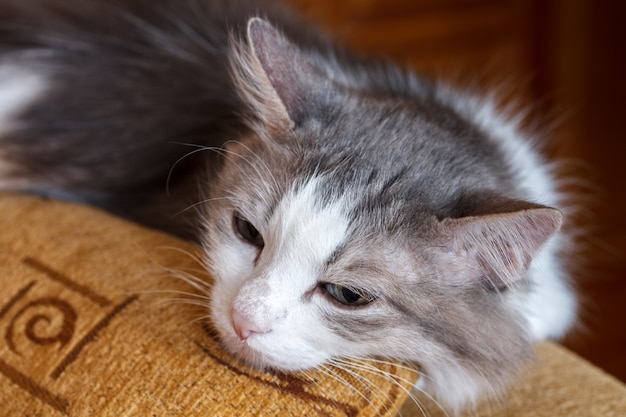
[287,0,626,382]
[291,0,534,85]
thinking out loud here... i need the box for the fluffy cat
[0,0,576,412]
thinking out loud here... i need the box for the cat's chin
[228,346,321,373]
[218,330,328,373]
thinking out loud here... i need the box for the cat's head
[200,18,563,411]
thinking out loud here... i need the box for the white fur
[0,61,47,136]
[436,86,577,340]
[523,242,577,339]
[209,177,355,370]
[0,59,48,185]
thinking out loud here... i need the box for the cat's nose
[231,308,265,340]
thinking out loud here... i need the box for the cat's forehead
[222,133,437,259]
[266,177,349,260]
[264,176,423,281]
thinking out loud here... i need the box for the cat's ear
[438,201,562,290]
[231,17,328,135]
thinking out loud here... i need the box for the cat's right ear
[230,18,330,136]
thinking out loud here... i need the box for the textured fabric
[0,194,417,417]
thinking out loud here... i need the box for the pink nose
[231,308,264,340]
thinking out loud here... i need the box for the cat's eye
[324,283,375,306]
[234,214,264,247]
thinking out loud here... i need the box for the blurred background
[287,0,626,382]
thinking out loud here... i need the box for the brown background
[287,0,626,382]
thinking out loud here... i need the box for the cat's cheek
[203,240,257,284]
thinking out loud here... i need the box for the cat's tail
[0,55,201,239]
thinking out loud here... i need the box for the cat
[0,0,576,412]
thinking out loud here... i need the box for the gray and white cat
[0,0,576,412]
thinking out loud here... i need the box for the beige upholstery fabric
[0,194,416,416]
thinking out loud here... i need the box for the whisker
[176,196,233,216]
[170,279,211,296]
[165,144,224,196]
[361,358,422,378]
[131,288,210,301]
[136,245,213,295]
[157,297,211,309]
[316,364,379,414]
[187,314,214,326]
[334,358,419,391]
[171,141,279,211]
[332,358,445,417]
[219,143,279,205]
[150,244,207,267]
[223,139,281,195]
[327,360,398,417]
